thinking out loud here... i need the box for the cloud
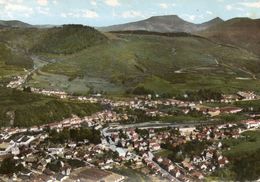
[245,12,258,18]
[187,15,196,21]
[121,10,143,18]
[225,4,233,10]
[91,0,97,6]
[239,1,260,8]
[181,14,204,21]
[37,0,48,6]
[206,11,213,15]
[61,10,99,19]
[0,1,34,18]
[159,3,168,9]
[225,4,244,11]
[82,10,99,18]
[36,6,50,15]
[159,3,175,9]
[105,0,120,7]
[182,14,196,21]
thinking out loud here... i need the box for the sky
[0,0,260,26]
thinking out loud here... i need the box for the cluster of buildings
[2,76,260,181]
[7,76,26,89]
[102,120,251,182]
[31,88,68,99]
[0,127,125,181]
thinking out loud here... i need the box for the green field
[213,130,260,181]
[223,130,260,157]
[110,167,150,182]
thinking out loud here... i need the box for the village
[1,81,260,181]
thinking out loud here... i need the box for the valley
[0,13,260,182]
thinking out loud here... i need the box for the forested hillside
[32,25,107,54]
[0,87,101,127]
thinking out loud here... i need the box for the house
[218,157,229,168]
[0,142,14,156]
[47,147,64,155]
[156,156,163,163]
[220,107,243,114]
[237,91,256,100]
[192,171,204,180]
[150,143,161,151]
[200,164,207,171]
[242,120,260,129]
[182,161,194,171]
[207,108,221,117]
[116,148,127,157]
[162,159,175,172]
[61,165,71,176]
[11,146,20,155]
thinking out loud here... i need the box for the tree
[0,157,16,175]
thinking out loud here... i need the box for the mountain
[1,20,260,96]
[199,18,260,55]
[31,24,107,54]
[99,15,224,33]
[33,25,59,29]
[0,24,107,55]
[0,20,32,28]
[32,31,260,95]
[198,17,224,30]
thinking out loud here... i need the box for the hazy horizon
[0,0,260,26]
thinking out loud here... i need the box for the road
[108,120,213,130]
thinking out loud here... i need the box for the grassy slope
[0,87,101,127]
[0,25,107,85]
[1,27,260,96]
[199,18,260,57]
[0,42,33,81]
[38,33,260,95]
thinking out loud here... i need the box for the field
[27,70,124,95]
[153,149,172,158]
[110,166,150,182]
[223,130,260,157]
[212,130,260,181]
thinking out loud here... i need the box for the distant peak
[148,15,181,20]
[200,17,224,26]
[213,17,224,21]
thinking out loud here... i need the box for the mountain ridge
[199,17,260,55]
[98,15,224,33]
[0,20,33,28]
